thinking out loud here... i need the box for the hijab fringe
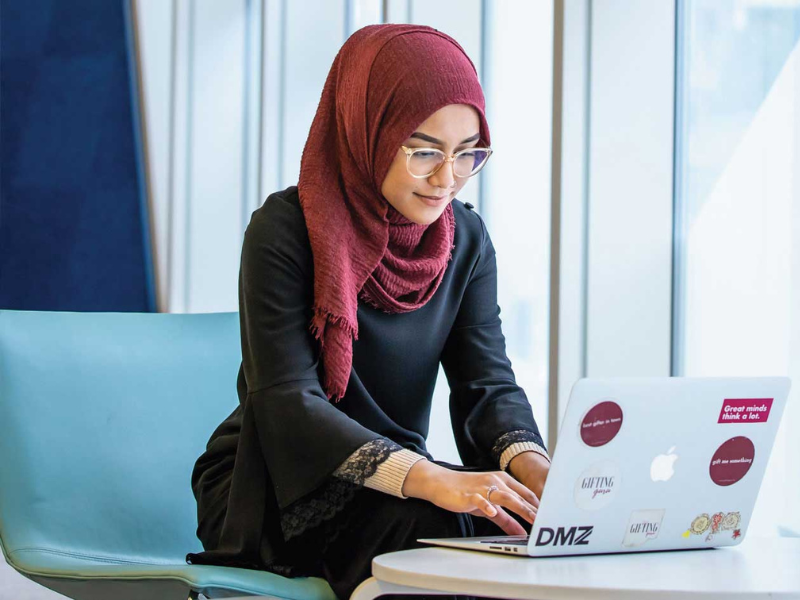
[309,306,359,346]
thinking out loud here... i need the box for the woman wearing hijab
[186,23,551,600]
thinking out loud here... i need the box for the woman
[186,23,551,600]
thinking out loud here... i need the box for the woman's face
[380,104,481,226]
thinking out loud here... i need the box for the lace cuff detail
[491,429,548,468]
[332,437,404,484]
[279,437,402,542]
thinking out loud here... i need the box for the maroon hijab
[297,24,491,402]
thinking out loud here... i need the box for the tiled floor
[0,558,69,600]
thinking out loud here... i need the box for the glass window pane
[425,1,553,464]
[675,0,800,536]
[485,0,553,451]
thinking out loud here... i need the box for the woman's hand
[402,460,540,535]
[507,451,550,501]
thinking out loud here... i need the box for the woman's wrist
[508,450,551,480]
[401,458,444,500]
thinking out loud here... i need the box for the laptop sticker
[622,508,665,547]
[709,436,755,486]
[574,460,620,510]
[718,398,773,424]
[535,525,593,547]
[579,400,623,447]
[683,511,741,541]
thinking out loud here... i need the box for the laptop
[418,376,791,557]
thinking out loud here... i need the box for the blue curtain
[0,0,156,311]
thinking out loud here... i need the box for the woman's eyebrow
[409,132,480,145]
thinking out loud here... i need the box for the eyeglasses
[400,145,493,179]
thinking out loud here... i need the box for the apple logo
[650,446,679,482]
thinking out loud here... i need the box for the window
[425,0,554,463]
[674,0,800,536]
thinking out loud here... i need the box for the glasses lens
[453,149,490,177]
[408,149,445,177]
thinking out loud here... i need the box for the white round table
[348,536,800,600]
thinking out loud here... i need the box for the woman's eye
[413,151,437,158]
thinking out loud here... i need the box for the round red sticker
[579,401,623,447]
[709,436,755,486]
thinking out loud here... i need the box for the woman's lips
[415,192,449,206]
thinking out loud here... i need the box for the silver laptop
[419,376,791,557]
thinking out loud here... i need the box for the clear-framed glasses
[400,145,493,179]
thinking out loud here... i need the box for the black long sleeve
[238,192,388,510]
[187,186,548,572]
[441,211,547,468]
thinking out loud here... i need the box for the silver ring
[486,485,499,503]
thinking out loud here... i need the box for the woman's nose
[428,159,456,190]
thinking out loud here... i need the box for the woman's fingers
[468,504,524,535]
[502,474,541,509]
[487,489,536,524]
[431,470,541,532]
[475,494,498,518]
[482,504,527,536]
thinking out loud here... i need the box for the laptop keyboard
[478,537,529,545]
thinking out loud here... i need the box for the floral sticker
[683,511,742,541]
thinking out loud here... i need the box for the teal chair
[0,309,338,600]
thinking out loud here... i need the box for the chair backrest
[0,309,241,564]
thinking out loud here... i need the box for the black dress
[185,185,547,599]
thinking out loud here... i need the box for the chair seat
[6,547,338,600]
[0,309,343,600]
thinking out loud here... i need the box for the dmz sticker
[535,525,593,547]
[718,398,773,424]
[682,511,742,542]
[574,460,620,511]
[622,509,665,548]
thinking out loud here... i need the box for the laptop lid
[527,376,791,557]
